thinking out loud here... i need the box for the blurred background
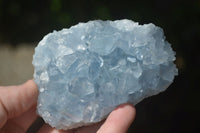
[0,0,199,132]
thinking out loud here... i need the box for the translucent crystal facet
[32,19,178,130]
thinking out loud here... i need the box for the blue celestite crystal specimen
[32,19,178,130]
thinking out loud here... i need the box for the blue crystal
[32,19,178,130]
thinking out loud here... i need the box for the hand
[0,80,136,133]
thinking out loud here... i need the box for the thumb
[97,103,136,133]
[0,80,38,128]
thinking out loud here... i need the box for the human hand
[0,80,136,133]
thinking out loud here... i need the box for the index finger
[0,80,38,127]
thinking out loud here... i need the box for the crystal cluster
[32,19,178,130]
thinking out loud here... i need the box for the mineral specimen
[32,19,178,130]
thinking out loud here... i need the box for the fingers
[97,103,136,133]
[11,105,38,131]
[0,80,38,128]
[1,105,38,133]
[37,124,74,133]
[0,99,7,129]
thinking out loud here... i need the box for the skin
[0,80,136,133]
